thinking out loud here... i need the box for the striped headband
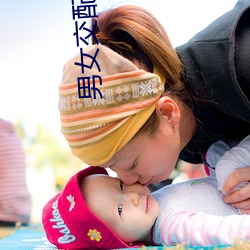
[59,44,165,165]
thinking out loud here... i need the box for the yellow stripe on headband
[72,103,157,165]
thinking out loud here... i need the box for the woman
[59,1,250,211]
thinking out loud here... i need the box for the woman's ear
[156,96,180,126]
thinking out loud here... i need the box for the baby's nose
[126,191,140,206]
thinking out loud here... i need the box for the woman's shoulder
[176,0,250,123]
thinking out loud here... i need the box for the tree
[14,120,85,191]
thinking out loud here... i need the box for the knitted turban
[59,44,165,165]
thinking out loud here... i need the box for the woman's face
[100,118,182,186]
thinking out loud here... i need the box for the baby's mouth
[146,196,149,213]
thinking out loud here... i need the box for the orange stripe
[64,120,122,142]
[59,70,147,90]
[60,96,158,123]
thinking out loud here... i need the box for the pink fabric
[159,210,250,246]
[0,119,31,224]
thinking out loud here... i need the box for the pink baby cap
[42,166,141,249]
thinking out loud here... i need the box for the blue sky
[0,0,238,139]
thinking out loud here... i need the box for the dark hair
[92,5,195,135]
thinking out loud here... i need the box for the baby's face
[84,174,160,244]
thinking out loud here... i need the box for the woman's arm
[215,135,250,212]
[215,135,250,192]
[223,166,250,213]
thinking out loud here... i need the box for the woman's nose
[112,168,139,185]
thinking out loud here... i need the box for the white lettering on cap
[50,200,76,244]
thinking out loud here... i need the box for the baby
[42,135,250,249]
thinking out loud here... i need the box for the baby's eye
[120,180,124,191]
[118,204,123,216]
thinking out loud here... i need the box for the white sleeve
[215,135,250,192]
[205,139,232,178]
[159,210,250,247]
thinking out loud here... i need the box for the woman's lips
[143,177,154,186]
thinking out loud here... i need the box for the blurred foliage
[14,120,86,191]
[14,118,26,139]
